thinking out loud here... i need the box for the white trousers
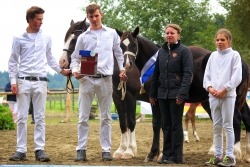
[209,97,235,158]
[16,79,47,153]
[76,76,113,152]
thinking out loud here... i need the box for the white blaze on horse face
[122,38,131,69]
[59,34,74,69]
[123,38,130,46]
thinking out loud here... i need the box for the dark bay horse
[115,27,250,163]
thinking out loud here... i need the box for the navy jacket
[150,41,193,100]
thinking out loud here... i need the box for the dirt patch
[0,119,248,167]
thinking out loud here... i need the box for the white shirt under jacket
[203,47,242,97]
[70,25,124,74]
[8,29,62,84]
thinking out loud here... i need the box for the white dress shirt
[8,29,62,84]
[70,25,124,75]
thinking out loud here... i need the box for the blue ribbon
[79,50,95,57]
[141,62,155,84]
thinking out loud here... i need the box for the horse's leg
[120,94,137,159]
[184,103,199,142]
[144,102,161,162]
[233,103,243,161]
[241,102,250,163]
[112,96,129,159]
[121,129,137,159]
[201,100,215,155]
[191,103,200,141]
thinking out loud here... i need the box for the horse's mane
[64,21,90,43]
[137,35,161,49]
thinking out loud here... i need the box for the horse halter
[122,38,138,60]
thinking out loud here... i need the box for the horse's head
[59,18,90,69]
[116,27,140,71]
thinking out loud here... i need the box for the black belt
[18,77,50,82]
[89,74,109,78]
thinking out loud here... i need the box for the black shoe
[165,160,176,164]
[74,150,87,161]
[102,152,113,161]
[157,159,168,164]
[9,151,27,161]
[35,150,50,162]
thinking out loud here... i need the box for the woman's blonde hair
[165,24,182,34]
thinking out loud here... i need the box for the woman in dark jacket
[149,23,193,164]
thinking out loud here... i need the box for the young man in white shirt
[8,6,71,162]
[70,3,126,161]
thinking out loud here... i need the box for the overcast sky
[0,0,226,74]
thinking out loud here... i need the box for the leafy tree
[85,0,216,48]
[219,0,250,65]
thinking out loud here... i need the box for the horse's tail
[236,60,250,111]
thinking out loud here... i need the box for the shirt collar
[85,24,108,34]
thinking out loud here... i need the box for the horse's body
[115,27,250,163]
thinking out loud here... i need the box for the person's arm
[70,35,84,80]
[8,37,20,85]
[224,52,242,91]
[203,54,213,91]
[176,47,193,101]
[46,36,71,76]
[112,30,126,81]
[149,52,160,106]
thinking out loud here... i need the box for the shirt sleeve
[203,54,212,91]
[8,37,20,85]
[70,35,83,73]
[46,36,62,73]
[224,52,242,91]
[112,31,125,71]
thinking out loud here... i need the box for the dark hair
[86,4,102,14]
[26,6,45,23]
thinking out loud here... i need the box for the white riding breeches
[76,76,113,152]
[16,79,47,153]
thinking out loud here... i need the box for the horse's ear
[83,18,86,22]
[70,20,74,26]
[132,26,140,37]
[115,28,123,37]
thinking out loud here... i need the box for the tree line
[85,0,250,66]
[0,71,79,90]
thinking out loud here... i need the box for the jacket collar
[162,40,181,51]
[217,47,232,54]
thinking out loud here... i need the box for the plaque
[79,50,98,76]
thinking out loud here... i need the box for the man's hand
[11,84,18,95]
[73,72,84,80]
[60,69,72,76]
[119,70,128,82]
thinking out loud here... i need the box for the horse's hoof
[121,153,133,159]
[144,156,153,162]
[195,138,200,142]
[184,139,189,143]
[113,152,122,159]
[207,150,214,155]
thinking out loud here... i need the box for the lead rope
[117,70,127,100]
[117,80,126,100]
